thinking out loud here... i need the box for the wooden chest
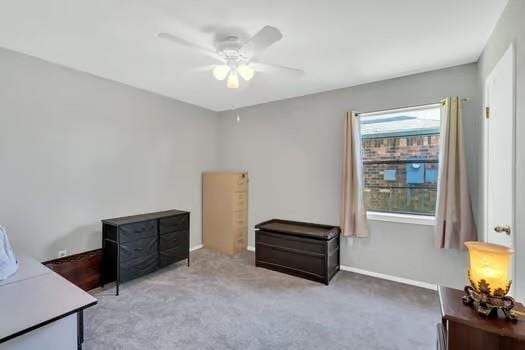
[255,219,340,285]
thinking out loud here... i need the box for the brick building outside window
[359,106,441,216]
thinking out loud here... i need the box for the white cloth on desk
[0,225,18,280]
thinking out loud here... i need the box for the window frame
[367,211,436,226]
[356,102,443,224]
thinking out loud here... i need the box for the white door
[484,45,515,251]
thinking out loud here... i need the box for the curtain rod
[354,98,470,117]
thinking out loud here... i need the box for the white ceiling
[0,0,508,111]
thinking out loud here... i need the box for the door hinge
[485,106,490,119]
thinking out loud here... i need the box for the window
[359,104,441,217]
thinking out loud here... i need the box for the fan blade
[251,61,304,76]
[239,26,283,58]
[157,32,223,62]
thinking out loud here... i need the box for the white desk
[0,255,97,349]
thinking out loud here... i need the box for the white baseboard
[190,244,203,252]
[340,265,437,290]
[246,245,255,252]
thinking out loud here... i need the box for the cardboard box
[202,172,248,255]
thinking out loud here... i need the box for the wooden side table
[438,286,525,350]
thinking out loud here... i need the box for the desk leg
[77,310,84,350]
[116,242,120,296]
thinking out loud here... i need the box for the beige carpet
[84,249,440,350]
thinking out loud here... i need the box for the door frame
[482,43,516,283]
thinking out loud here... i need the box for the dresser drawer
[159,214,189,234]
[159,230,189,251]
[256,242,325,277]
[119,253,158,282]
[159,246,188,268]
[119,236,157,263]
[119,220,157,243]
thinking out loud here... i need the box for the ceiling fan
[158,25,303,89]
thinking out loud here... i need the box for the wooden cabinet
[203,172,248,255]
[437,286,525,350]
[102,210,190,295]
[254,219,340,285]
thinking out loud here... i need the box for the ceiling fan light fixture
[237,64,255,81]
[213,65,230,80]
[227,72,240,89]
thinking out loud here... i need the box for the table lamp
[463,241,516,320]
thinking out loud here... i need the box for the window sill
[366,211,436,226]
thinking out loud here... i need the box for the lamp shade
[213,65,230,81]
[237,64,255,81]
[227,72,240,89]
[465,241,514,296]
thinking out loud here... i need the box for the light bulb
[237,64,255,81]
[213,65,230,81]
[227,72,240,89]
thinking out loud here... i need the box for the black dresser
[102,210,190,295]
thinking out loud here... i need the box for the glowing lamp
[227,72,239,89]
[213,65,230,81]
[237,64,255,81]
[463,241,516,320]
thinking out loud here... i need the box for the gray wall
[218,63,481,289]
[478,0,525,301]
[0,47,219,261]
[0,29,505,292]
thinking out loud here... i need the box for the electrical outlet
[58,249,67,258]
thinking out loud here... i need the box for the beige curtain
[341,112,369,237]
[434,97,477,249]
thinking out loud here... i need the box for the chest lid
[255,219,340,240]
